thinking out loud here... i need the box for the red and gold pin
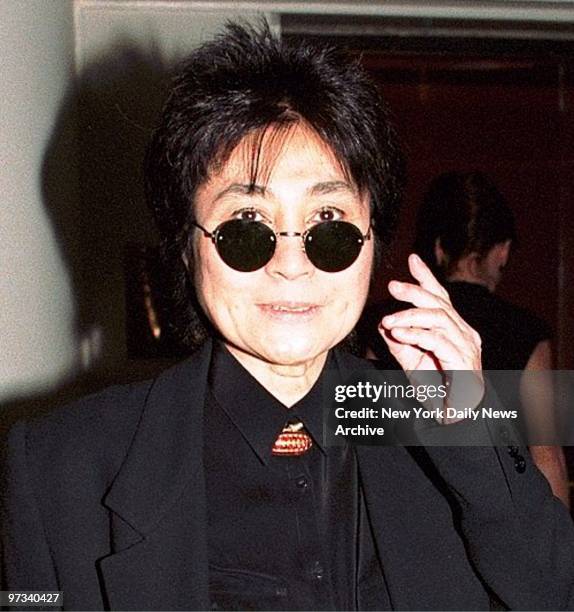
[272,420,313,456]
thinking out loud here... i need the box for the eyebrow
[309,181,356,196]
[213,183,266,202]
[214,180,355,202]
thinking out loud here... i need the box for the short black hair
[145,20,404,351]
[414,171,516,277]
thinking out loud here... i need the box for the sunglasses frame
[191,218,372,272]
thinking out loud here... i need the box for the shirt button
[295,475,309,489]
[311,561,325,581]
[514,455,526,473]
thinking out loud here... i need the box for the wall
[0,0,78,402]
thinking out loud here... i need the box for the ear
[500,239,512,267]
[433,237,446,266]
[181,246,194,274]
[488,239,511,271]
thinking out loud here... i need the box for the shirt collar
[208,341,332,464]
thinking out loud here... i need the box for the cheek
[332,248,373,311]
[192,242,229,314]
[354,243,375,292]
[354,250,375,307]
[193,243,255,321]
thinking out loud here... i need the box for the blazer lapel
[98,340,213,611]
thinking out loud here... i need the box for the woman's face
[191,125,374,371]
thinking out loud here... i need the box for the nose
[265,231,315,280]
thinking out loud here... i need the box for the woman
[2,24,573,611]
[417,171,569,507]
[361,172,569,508]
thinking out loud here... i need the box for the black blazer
[2,340,574,611]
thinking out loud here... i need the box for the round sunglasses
[191,218,371,273]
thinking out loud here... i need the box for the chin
[261,334,330,366]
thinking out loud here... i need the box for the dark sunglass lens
[305,221,364,272]
[215,220,276,272]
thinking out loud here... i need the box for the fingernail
[383,315,395,325]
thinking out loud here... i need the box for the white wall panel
[0,0,79,402]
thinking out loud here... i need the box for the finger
[388,280,476,335]
[380,327,424,363]
[382,308,479,358]
[381,327,443,373]
[382,308,481,364]
[382,307,458,333]
[389,327,476,369]
[407,253,451,302]
[388,280,447,310]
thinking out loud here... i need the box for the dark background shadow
[0,38,176,429]
[63,37,169,371]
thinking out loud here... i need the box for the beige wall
[0,0,78,402]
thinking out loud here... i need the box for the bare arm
[520,339,570,508]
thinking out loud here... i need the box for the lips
[269,304,315,312]
[257,302,321,320]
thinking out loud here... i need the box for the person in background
[361,170,570,508]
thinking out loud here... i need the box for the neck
[446,257,495,292]
[447,270,490,289]
[224,344,329,407]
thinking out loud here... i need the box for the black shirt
[204,342,387,611]
[443,281,551,370]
